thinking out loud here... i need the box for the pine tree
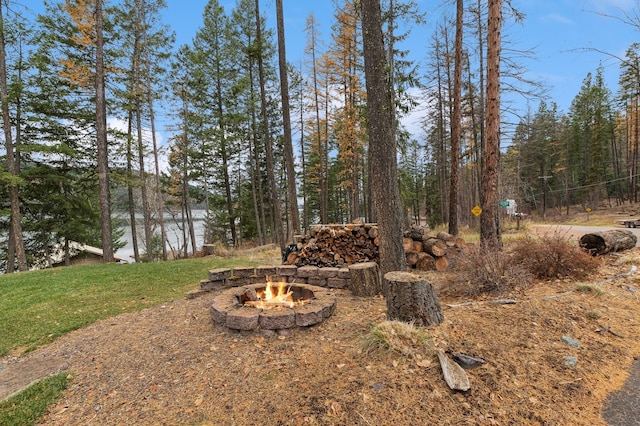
[362,0,405,280]
[0,2,27,271]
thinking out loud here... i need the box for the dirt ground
[0,236,638,425]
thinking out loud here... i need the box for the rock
[562,336,580,348]
[451,352,486,369]
[436,349,471,391]
[564,356,578,368]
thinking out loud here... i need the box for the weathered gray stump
[384,271,444,326]
[348,261,382,296]
[579,229,637,255]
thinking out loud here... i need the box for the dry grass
[361,320,433,359]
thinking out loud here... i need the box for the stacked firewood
[285,223,379,267]
[285,222,466,271]
[403,226,466,271]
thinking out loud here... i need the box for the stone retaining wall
[192,265,352,297]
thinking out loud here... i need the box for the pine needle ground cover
[1,240,640,425]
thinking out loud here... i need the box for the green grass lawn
[0,372,69,426]
[0,256,254,356]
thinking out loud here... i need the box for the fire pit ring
[211,283,337,332]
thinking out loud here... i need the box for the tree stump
[348,262,382,296]
[384,271,444,326]
[579,229,637,255]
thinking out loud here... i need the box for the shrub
[509,233,600,280]
[453,244,535,297]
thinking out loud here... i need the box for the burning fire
[244,281,308,309]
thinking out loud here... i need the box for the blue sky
[24,0,639,134]
[162,0,638,127]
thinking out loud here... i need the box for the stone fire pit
[211,283,337,332]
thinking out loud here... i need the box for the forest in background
[1,0,639,272]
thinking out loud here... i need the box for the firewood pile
[286,223,380,267]
[403,226,466,271]
[284,222,466,271]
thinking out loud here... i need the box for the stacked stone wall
[188,265,352,298]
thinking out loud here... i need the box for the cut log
[403,237,414,253]
[285,252,298,265]
[348,262,382,296]
[436,349,471,391]
[434,256,449,271]
[384,271,444,326]
[412,240,424,253]
[406,251,420,267]
[436,231,455,242]
[423,237,447,257]
[368,226,379,239]
[579,229,637,255]
[405,225,427,241]
[415,252,435,271]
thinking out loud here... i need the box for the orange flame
[246,281,307,309]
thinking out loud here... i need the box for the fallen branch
[542,290,575,300]
[596,265,637,286]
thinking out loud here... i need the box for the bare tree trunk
[473,0,486,210]
[126,112,141,262]
[248,65,266,246]
[95,0,114,262]
[298,71,308,230]
[449,0,463,236]
[0,4,27,272]
[308,18,327,224]
[362,0,406,285]
[275,0,300,238]
[141,13,168,261]
[255,0,284,249]
[480,0,502,251]
[136,109,153,259]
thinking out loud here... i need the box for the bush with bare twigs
[509,233,600,280]
[451,245,535,297]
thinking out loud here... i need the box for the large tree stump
[384,271,444,326]
[579,229,637,255]
[348,262,382,296]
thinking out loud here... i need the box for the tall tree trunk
[474,0,486,208]
[140,1,168,261]
[449,0,463,236]
[298,73,308,230]
[0,3,27,272]
[361,0,405,282]
[480,0,502,251]
[275,0,300,238]
[127,113,141,262]
[249,63,266,245]
[95,0,114,262]
[136,109,153,259]
[215,77,238,246]
[308,19,327,224]
[255,0,284,249]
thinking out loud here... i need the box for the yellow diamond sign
[471,205,482,217]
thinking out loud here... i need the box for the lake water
[115,211,206,262]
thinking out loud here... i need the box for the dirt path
[0,354,69,400]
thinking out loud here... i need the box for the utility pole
[539,175,552,221]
